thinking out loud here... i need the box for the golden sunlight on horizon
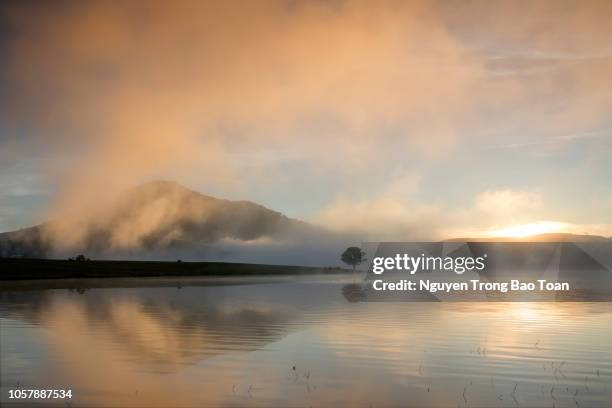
[486,221,569,238]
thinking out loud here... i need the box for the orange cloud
[2,1,612,240]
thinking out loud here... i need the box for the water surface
[1,275,611,407]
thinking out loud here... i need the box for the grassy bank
[0,258,346,280]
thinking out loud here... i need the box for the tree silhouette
[69,254,90,262]
[341,247,366,270]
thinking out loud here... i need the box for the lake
[1,274,611,407]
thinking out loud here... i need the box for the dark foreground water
[1,275,611,407]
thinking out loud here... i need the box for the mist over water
[2,276,611,407]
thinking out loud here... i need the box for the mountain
[0,181,332,261]
[0,224,51,258]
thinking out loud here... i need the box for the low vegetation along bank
[0,258,346,280]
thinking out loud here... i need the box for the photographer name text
[372,279,570,293]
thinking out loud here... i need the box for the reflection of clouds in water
[1,289,301,407]
[2,285,612,407]
[39,303,234,407]
[104,299,207,365]
[9,290,296,367]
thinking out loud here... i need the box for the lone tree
[341,247,366,270]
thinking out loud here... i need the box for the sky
[0,0,611,240]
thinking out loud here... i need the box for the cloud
[316,186,535,240]
[454,189,612,238]
[318,185,612,240]
[317,195,443,241]
[316,172,445,240]
[1,1,612,239]
[474,189,542,220]
[0,0,487,238]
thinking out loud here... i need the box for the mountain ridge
[0,180,322,258]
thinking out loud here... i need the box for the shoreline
[0,257,349,281]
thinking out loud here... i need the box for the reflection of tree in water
[342,283,366,302]
[0,288,296,369]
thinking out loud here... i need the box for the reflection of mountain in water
[0,281,343,369]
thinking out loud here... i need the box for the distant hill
[447,233,610,242]
[0,224,50,258]
[0,181,328,259]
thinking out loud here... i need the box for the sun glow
[487,221,569,238]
